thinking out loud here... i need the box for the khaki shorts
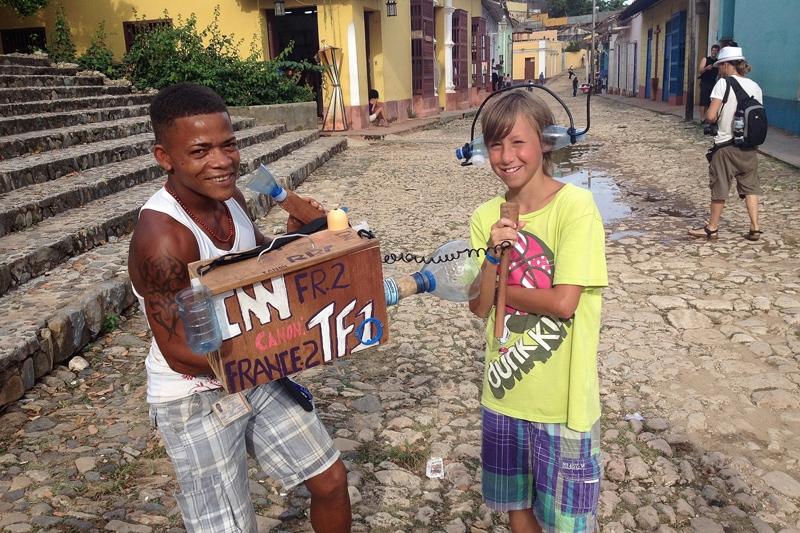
[708,145,760,200]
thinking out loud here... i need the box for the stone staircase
[0,54,347,407]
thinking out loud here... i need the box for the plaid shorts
[150,382,339,533]
[482,408,601,533]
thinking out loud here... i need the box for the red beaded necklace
[165,183,235,244]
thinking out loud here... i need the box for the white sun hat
[714,46,745,67]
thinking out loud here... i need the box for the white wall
[609,13,641,95]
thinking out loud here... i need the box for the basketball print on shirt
[487,230,571,399]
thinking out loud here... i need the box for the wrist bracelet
[485,253,500,265]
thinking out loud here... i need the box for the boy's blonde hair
[480,90,555,176]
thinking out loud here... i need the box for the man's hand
[287,196,326,232]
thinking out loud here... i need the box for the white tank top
[132,187,257,404]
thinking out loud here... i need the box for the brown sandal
[688,225,719,240]
[744,229,762,241]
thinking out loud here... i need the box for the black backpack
[722,76,768,148]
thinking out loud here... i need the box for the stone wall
[228,101,318,131]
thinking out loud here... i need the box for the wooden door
[453,9,468,89]
[411,0,435,96]
[471,17,488,88]
[525,58,536,81]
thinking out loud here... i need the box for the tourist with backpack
[688,46,767,242]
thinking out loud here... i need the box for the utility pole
[590,0,596,88]
[685,0,697,121]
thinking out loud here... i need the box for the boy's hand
[488,218,527,251]
[287,196,326,232]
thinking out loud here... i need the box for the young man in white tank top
[128,83,350,532]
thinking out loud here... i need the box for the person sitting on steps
[368,89,389,127]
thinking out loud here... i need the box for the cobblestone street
[1,74,799,532]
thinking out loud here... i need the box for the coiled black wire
[357,229,511,265]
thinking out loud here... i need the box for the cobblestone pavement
[1,75,799,532]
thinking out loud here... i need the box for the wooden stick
[494,202,519,340]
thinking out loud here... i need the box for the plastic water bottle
[384,240,480,306]
[541,125,585,152]
[455,136,488,165]
[422,240,481,301]
[175,285,222,354]
[733,114,745,145]
[247,164,324,224]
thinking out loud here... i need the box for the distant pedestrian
[504,74,512,88]
[698,44,720,117]
[688,46,764,242]
[572,76,579,97]
[568,66,574,79]
[492,68,499,91]
[538,72,545,85]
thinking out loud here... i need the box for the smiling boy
[128,82,350,532]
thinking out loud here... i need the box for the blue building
[715,0,800,134]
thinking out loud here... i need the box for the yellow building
[0,0,496,130]
[511,29,564,83]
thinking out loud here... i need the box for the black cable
[468,81,592,151]
[357,228,511,265]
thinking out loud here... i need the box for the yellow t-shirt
[469,183,607,432]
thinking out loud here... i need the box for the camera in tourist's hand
[703,122,718,136]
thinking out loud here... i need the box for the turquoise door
[663,11,686,102]
[645,29,652,98]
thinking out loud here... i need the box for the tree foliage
[48,6,76,63]
[78,22,121,77]
[546,0,628,17]
[0,0,49,17]
[124,8,319,106]
[565,41,582,52]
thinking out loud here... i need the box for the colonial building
[609,0,798,135]
[710,0,799,134]
[0,0,508,130]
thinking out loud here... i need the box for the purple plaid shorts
[481,407,601,533]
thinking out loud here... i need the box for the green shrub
[78,22,123,78]
[565,41,582,53]
[102,313,121,333]
[124,7,319,106]
[49,6,76,63]
[0,0,49,17]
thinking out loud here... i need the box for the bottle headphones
[457,81,593,166]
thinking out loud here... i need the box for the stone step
[0,64,78,76]
[0,115,154,159]
[0,128,327,294]
[0,124,305,237]
[0,54,51,67]
[0,92,152,117]
[0,84,131,105]
[0,116,256,194]
[0,74,105,88]
[0,135,348,407]
[0,104,150,137]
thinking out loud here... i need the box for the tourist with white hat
[688,46,765,242]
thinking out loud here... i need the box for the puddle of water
[554,168,632,223]
[609,230,645,241]
[551,144,595,173]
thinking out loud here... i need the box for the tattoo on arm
[139,252,188,340]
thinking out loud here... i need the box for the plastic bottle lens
[176,285,222,355]
[420,240,480,302]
